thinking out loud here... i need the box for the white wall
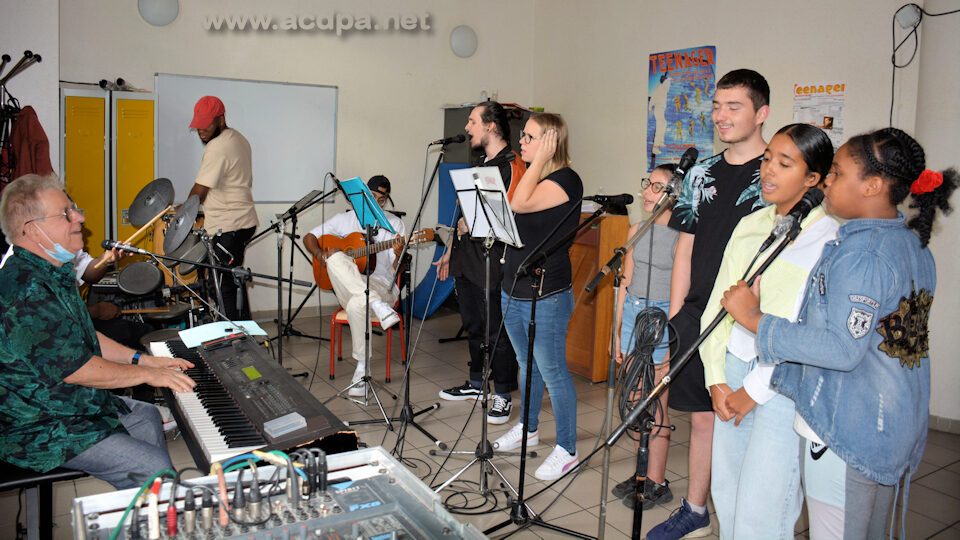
[0,0,59,166]
[58,0,535,313]
[531,0,921,217]
[915,0,960,426]
[41,0,959,422]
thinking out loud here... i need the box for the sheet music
[450,167,522,248]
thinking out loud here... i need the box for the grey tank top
[626,223,678,302]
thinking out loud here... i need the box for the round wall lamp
[450,25,478,58]
[138,0,179,27]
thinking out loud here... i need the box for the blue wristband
[132,352,142,365]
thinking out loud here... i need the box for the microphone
[430,134,466,146]
[783,187,824,239]
[101,239,150,255]
[666,147,699,195]
[757,187,825,251]
[583,193,634,206]
[756,214,796,253]
[653,147,699,212]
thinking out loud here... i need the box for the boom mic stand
[248,189,334,369]
[604,224,802,539]
[351,142,457,454]
[349,251,445,451]
[486,201,605,540]
[585,189,676,539]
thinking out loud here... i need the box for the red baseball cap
[189,96,225,129]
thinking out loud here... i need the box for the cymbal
[165,231,197,258]
[129,178,174,227]
[178,240,208,275]
[163,194,200,253]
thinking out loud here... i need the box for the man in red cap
[188,96,258,321]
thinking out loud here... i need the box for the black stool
[0,461,88,540]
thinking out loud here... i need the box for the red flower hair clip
[911,169,943,195]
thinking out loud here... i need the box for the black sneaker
[623,478,673,510]
[439,381,483,401]
[612,474,638,499]
[487,394,512,424]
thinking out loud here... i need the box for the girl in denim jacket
[721,128,957,539]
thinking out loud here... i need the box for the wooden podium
[567,213,630,382]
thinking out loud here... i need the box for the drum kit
[103,178,218,328]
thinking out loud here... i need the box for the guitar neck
[347,238,400,260]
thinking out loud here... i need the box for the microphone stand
[587,191,675,538]
[486,200,602,540]
[348,143,457,453]
[431,189,532,500]
[605,229,799,539]
[247,189,335,368]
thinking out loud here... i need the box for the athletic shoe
[623,479,672,510]
[486,394,512,425]
[348,383,367,397]
[645,498,711,540]
[492,422,538,451]
[155,405,178,432]
[612,474,637,499]
[439,381,483,401]
[371,300,400,330]
[534,445,579,480]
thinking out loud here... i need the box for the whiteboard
[155,73,337,203]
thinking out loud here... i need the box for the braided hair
[846,128,957,246]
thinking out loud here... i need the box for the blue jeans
[711,353,802,540]
[501,289,578,455]
[62,397,174,489]
[619,295,670,364]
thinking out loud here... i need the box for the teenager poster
[647,45,716,171]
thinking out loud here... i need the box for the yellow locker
[62,94,107,256]
[114,97,155,250]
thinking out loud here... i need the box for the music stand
[433,167,529,495]
[323,177,397,425]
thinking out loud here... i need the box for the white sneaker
[348,383,367,397]
[155,405,178,432]
[534,445,579,480]
[492,423,538,451]
[371,300,400,330]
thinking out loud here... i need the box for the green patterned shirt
[0,247,129,472]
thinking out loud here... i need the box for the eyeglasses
[519,131,542,143]
[640,178,668,193]
[24,204,84,227]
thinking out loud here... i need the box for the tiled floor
[2,309,959,539]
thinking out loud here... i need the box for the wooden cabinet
[567,213,629,382]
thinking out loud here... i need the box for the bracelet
[132,352,142,365]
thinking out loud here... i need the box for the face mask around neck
[34,225,77,263]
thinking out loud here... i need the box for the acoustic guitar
[312,229,434,290]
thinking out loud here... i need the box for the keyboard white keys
[150,341,265,464]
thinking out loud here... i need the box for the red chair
[329,304,405,383]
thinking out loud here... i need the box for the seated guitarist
[303,176,405,396]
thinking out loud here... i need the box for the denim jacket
[757,214,934,485]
